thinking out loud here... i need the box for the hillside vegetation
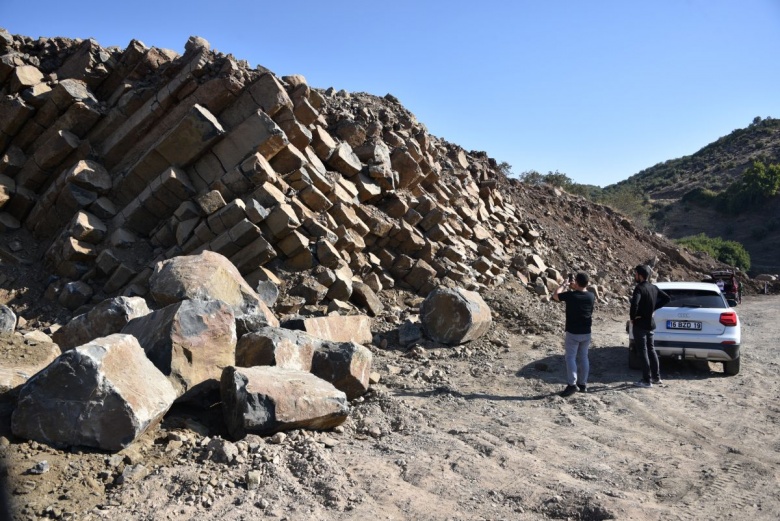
[605,117,780,199]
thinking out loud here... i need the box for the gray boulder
[11,334,176,451]
[52,296,151,351]
[420,286,492,345]
[0,305,16,333]
[221,366,349,439]
[121,299,236,402]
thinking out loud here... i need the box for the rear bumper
[653,340,740,362]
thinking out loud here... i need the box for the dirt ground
[0,288,778,521]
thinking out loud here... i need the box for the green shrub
[675,233,751,270]
[681,187,719,206]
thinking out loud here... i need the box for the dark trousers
[634,327,660,382]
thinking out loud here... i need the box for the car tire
[628,341,642,370]
[723,357,740,376]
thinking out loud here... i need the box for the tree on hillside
[518,170,544,185]
[497,161,514,178]
[721,160,780,213]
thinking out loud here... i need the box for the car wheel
[723,357,741,376]
[628,341,641,370]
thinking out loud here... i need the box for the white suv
[628,282,742,375]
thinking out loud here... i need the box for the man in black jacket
[630,265,671,388]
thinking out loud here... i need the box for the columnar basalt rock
[149,250,278,328]
[220,365,350,440]
[121,298,237,401]
[11,334,177,451]
[51,296,151,351]
[419,286,493,345]
[235,326,316,370]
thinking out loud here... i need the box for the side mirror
[727,299,738,307]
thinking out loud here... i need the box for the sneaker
[651,378,663,385]
[577,384,588,393]
[560,385,578,397]
[633,380,652,388]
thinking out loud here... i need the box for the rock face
[149,251,279,328]
[0,31,721,344]
[220,366,350,439]
[51,296,151,351]
[121,299,237,401]
[420,286,492,345]
[11,334,177,451]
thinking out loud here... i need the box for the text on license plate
[666,320,702,330]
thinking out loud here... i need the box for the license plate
[666,320,702,330]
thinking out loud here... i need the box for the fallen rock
[150,250,279,327]
[311,341,373,400]
[350,281,384,316]
[235,326,316,370]
[283,314,373,344]
[51,296,151,351]
[121,299,236,401]
[419,286,492,345]
[11,334,176,451]
[220,366,349,439]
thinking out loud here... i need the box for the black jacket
[630,281,671,330]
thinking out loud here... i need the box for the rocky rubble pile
[0,30,716,323]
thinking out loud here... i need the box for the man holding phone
[553,272,595,397]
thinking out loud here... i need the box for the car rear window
[662,289,727,309]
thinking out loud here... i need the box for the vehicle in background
[706,269,741,306]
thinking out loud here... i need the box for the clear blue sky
[3,0,779,187]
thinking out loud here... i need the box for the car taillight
[720,312,738,327]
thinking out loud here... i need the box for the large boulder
[235,326,316,370]
[52,296,151,351]
[311,341,373,400]
[419,286,492,345]
[283,314,373,345]
[11,334,176,451]
[221,366,349,440]
[121,299,236,402]
[149,251,279,327]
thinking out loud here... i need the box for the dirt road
[3,295,780,520]
[324,293,780,521]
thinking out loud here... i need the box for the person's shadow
[514,345,638,395]
[517,345,729,393]
[393,345,729,403]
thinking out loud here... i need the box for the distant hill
[602,117,780,275]
[604,117,780,200]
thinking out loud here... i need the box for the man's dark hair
[575,271,589,287]
[635,264,651,280]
